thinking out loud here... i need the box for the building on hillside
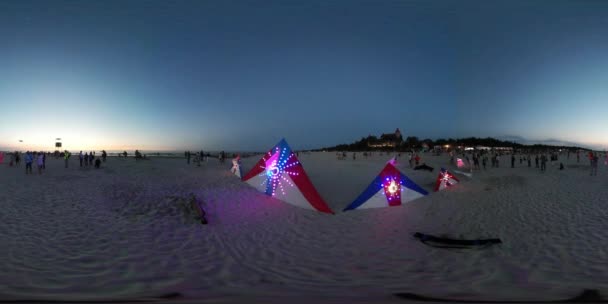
[367,128,403,148]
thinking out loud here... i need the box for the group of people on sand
[451,148,606,176]
[13,149,109,173]
[337,151,372,161]
[134,150,150,160]
[79,151,102,168]
[0,151,59,174]
[21,151,46,174]
[185,150,215,166]
[5,151,21,167]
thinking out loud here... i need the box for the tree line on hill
[314,136,590,152]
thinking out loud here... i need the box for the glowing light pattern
[457,158,465,168]
[257,147,301,197]
[441,171,454,186]
[435,168,459,192]
[382,177,402,203]
[387,180,398,194]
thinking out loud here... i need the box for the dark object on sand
[414,163,434,172]
[413,232,501,249]
[560,163,564,170]
[94,158,101,169]
[394,289,603,303]
[189,195,208,225]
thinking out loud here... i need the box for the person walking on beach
[42,152,46,170]
[590,154,598,176]
[37,152,44,174]
[473,154,480,170]
[79,151,83,167]
[64,150,70,168]
[511,154,515,168]
[528,155,531,167]
[102,150,107,162]
[24,151,33,174]
[535,155,539,168]
[89,152,94,165]
[540,155,547,172]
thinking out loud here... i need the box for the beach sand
[0,152,607,302]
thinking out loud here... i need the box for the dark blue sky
[0,0,606,151]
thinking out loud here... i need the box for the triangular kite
[343,162,428,211]
[435,168,459,191]
[242,139,334,214]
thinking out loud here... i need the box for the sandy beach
[0,151,606,302]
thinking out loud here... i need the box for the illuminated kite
[343,162,428,211]
[435,168,459,192]
[241,139,334,214]
[231,155,243,178]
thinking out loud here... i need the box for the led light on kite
[387,180,398,194]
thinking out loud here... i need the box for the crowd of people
[1,149,112,174]
[184,150,226,166]
[330,148,605,177]
[452,149,604,176]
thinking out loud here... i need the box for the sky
[0,0,606,152]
